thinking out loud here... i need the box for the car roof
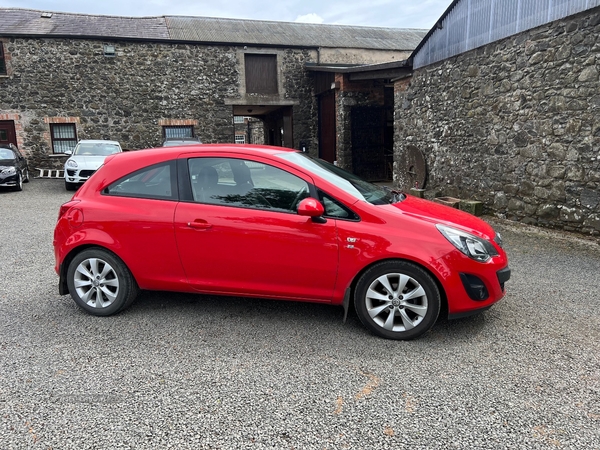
[95,144,293,179]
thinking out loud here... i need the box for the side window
[188,157,310,213]
[318,190,360,220]
[104,162,176,200]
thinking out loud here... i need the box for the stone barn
[0,8,425,174]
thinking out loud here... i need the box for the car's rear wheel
[65,180,78,191]
[14,172,23,191]
[354,261,441,340]
[66,248,139,316]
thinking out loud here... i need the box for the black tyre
[14,172,23,191]
[23,169,30,183]
[65,180,78,191]
[354,261,441,340]
[66,248,139,316]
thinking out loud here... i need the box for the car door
[173,156,339,302]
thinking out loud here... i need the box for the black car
[0,143,30,191]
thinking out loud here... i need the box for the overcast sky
[0,0,452,30]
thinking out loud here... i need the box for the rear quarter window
[103,161,177,200]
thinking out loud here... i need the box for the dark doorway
[318,91,336,163]
[234,106,293,148]
[263,107,293,148]
[0,120,17,146]
[351,106,386,181]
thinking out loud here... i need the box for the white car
[64,140,122,190]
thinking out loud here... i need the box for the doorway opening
[232,105,293,148]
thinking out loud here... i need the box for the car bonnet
[68,155,108,169]
[390,195,496,240]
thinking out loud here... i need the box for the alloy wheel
[73,257,120,309]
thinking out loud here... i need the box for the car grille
[66,169,76,176]
[79,170,96,177]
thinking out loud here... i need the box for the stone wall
[395,7,600,234]
[0,38,318,169]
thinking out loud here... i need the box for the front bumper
[448,266,511,319]
[0,173,18,186]
[65,169,96,184]
[434,247,510,318]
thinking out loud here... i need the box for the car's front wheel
[66,248,139,316]
[354,261,441,340]
[14,172,23,191]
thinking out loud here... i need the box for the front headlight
[436,224,499,262]
[2,167,16,175]
[66,159,78,168]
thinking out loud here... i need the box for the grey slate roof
[0,8,427,51]
[0,9,169,40]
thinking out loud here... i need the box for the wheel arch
[343,257,448,320]
[59,244,138,295]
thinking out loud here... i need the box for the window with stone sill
[0,43,7,75]
[50,123,78,154]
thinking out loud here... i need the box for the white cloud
[295,13,324,24]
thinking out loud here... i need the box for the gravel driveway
[1,179,599,449]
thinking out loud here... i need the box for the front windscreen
[75,143,121,156]
[277,152,401,205]
[0,148,16,160]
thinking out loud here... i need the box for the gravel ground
[1,179,599,449]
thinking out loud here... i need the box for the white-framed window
[50,124,78,154]
[234,116,245,124]
[235,134,246,144]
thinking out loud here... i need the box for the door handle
[187,220,212,230]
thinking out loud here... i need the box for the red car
[53,144,510,340]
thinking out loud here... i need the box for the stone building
[394,0,600,234]
[0,8,425,171]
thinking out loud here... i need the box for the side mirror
[64,150,73,156]
[297,198,325,218]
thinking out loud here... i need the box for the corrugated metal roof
[0,8,427,50]
[165,16,426,50]
[411,0,600,68]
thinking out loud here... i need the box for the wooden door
[318,92,336,163]
[0,121,17,146]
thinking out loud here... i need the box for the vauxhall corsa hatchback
[53,144,510,340]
